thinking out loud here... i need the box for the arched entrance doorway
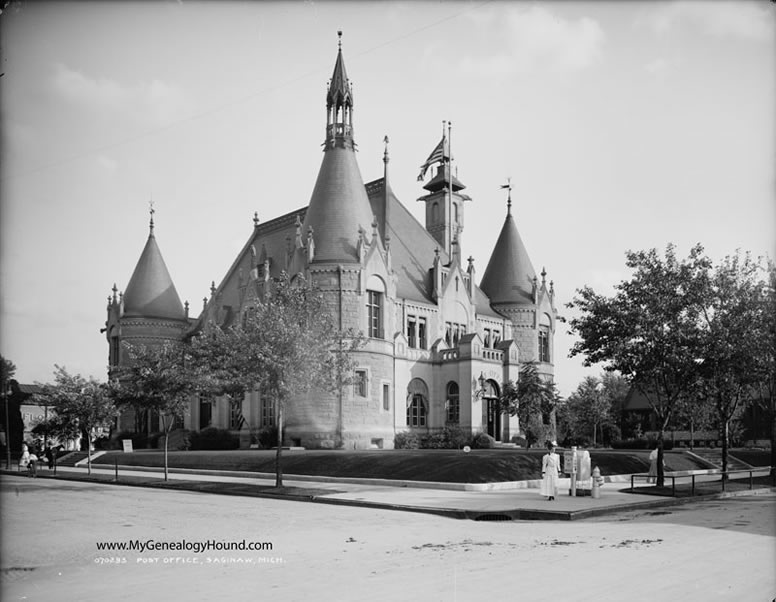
[483,380,501,441]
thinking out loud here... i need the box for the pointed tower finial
[500,178,512,215]
[338,30,342,49]
[383,135,389,163]
[326,31,354,149]
[253,212,260,228]
[149,200,155,234]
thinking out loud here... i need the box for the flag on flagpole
[417,135,449,181]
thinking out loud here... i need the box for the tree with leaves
[190,271,363,487]
[562,376,611,446]
[1,355,17,465]
[693,251,771,478]
[753,261,776,481]
[568,244,711,486]
[111,341,196,481]
[35,366,117,475]
[500,362,561,447]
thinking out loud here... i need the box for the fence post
[114,458,118,482]
[691,475,695,496]
[721,471,726,492]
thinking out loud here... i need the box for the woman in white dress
[540,441,561,501]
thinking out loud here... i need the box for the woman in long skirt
[540,441,560,501]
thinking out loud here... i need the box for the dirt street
[1,476,774,601]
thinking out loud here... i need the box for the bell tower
[416,121,470,256]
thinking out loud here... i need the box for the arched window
[406,378,428,427]
[432,201,439,223]
[446,381,460,424]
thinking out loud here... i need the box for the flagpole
[447,120,452,258]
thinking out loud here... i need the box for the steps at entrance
[688,449,752,472]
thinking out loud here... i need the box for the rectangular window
[229,398,243,429]
[261,397,275,427]
[539,328,550,362]
[382,384,390,411]
[493,330,501,347]
[483,328,491,348]
[445,322,452,346]
[199,395,212,430]
[110,337,120,367]
[407,316,417,348]
[367,291,382,339]
[446,398,460,424]
[354,369,368,397]
[418,317,427,349]
[407,395,426,427]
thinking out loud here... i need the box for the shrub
[441,426,472,449]
[110,431,161,450]
[393,431,421,449]
[611,438,673,450]
[189,427,240,451]
[255,426,278,450]
[511,435,528,448]
[419,426,472,449]
[470,432,496,449]
[158,429,190,451]
[562,434,592,448]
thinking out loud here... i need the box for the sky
[1,0,774,397]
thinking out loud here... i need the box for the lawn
[89,448,716,483]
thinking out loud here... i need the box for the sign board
[122,439,133,453]
[563,447,577,473]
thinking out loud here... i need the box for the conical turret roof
[123,222,186,320]
[480,208,537,305]
[303,147,374,263]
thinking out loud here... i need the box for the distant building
[104,36,559,449]
[620,386,769,446]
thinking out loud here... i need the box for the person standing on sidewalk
[540,441,561,501]
[648,447,659,484]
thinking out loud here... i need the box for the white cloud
[461,6,606,75]
[646,1,773,41]
[51,63,191,127]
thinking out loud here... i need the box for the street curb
[3,469,772,522]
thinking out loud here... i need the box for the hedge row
[394,427,497,450]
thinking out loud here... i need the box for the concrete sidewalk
[7,463,772,521]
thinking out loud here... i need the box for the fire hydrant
[592,466,604,499]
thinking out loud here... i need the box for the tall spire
[302,33,374,263]
[326,30,355,150]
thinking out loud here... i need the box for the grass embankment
[89,448,718,483]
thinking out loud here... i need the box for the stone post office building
[104,37,559,450]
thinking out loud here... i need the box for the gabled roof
[479,208,537,305]
[122,227,186,321]
[367,177,449,303]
